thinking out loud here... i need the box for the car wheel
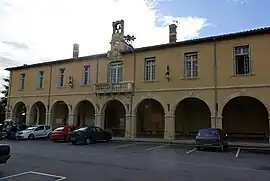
[85,137,92,145]
[28,134,35,140]
[220,144,224,152]
[106,136,112,142]
[48,133,52,139]
[64,136,68,142]
[71,141,76,145]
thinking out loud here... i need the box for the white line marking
[145,144,169,151]
[0,171,31,180]
[113,144,136,149]
[185,148,197,154]
[236,148,241,158]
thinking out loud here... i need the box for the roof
[5,27,270,71]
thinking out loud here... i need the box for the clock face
[114,40,120,46]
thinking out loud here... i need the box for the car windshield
[75,127,88,131]
[27,127,37,130]
[199,129,219,137]
[55,127,64,131]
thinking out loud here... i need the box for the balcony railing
[95,81,134,94]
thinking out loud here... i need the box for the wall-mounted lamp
[165,65,171,82]
[68,76,74,88]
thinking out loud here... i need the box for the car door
[34,126,45,138]
[45,126,52,136]
[88,127,99,141]
[95,127,105,141]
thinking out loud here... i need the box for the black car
[0,144,11,164]
[195,128,228,151]
[69,126,112,145]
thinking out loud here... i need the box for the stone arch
[12,101,27,124]
[134,95,167,115]
[222,95,269,141]
[29,101,46,126]
[50,100,70,128]
[101,99,127,137]
[74,100,95,127]
[172,95,214,117]
[174,97,212,138]
[135,98,165,138]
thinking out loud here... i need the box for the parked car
[0,144,11,164]
[16,125,52,140]
[69,126,112,145]
[51,125,76,142]
[195,128,228,151]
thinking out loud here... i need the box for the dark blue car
[195,128,228,151]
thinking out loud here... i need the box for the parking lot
[0,140,269,181]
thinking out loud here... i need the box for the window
[19,73,25,90]
[234,45,251,75]
[108,62,123,83]
[184,52,198,78]
[45,126,51,130]
[37,71,44,88]
[144,57,156,81]
[58,68,65,87]
[35,126,44,131]
[82,65,90,85]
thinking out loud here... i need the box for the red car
[51,126,76,142]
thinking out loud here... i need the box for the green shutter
[119,64,123,82]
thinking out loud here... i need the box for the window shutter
[119,64,123,82]
[57,71,60,88]
[36,73,40,88]
[81,71,84,86]
[249,45,252,74]
[144,60,146,81]
[184,58,186,78]
[88,65,91,84]
[107,63,111,83]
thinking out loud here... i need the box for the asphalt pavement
[0,139,270,181]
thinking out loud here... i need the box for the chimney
[73,43,79,58]
[169,24,177,43]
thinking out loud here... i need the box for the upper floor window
[58,68,65,87]
[37,71,44,88]
[108,62,123,83]
[234,45,251,75]
[82,65,90,85]
[19,73,25,90]
[184,52,198,78]
[144,57,156,81]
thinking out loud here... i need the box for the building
[5,20,270,142]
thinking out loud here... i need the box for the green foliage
[0,77,9,121]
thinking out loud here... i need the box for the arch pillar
[95,114,101,128]
[268,117,270,143]
[25,113,30,125]
[68,114,74,126]
[211,116,222,129]
[164,114,175,141]
[124,113,136,139]
[46,112,51,126]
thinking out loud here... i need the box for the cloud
[226,0,249,4]
[0,0,208,94]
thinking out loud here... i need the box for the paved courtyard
[0,139,269,181]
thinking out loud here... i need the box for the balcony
[95,81,134,94]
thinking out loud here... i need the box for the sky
[0,0,269,91]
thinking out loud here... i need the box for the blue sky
[156,0,270,36]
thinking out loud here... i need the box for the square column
[95,114,101,128]
[164,115,175,141]
[68,114,74,126]
[125,114,136,139]
[211,116,222,129]
[45,112,51,126]
[268,117,270,144]
[25,113,30,125]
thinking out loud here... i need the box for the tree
[0,77,9,121]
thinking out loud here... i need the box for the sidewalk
[112,137,270,149]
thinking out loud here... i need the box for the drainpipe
[129,46,136,139]
[213,37,218,128]
[46,65,52,125]
[6,71,12,120]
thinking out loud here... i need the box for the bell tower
[107,20,125,61]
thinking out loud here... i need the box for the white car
[16,125,52,140]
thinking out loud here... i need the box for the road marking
[0,171,30,180]
[145,144,169,151]
[236,148,241,158]
[113,143,136,149]
[185,148,197,154]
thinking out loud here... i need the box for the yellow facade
[6,21,270,142]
